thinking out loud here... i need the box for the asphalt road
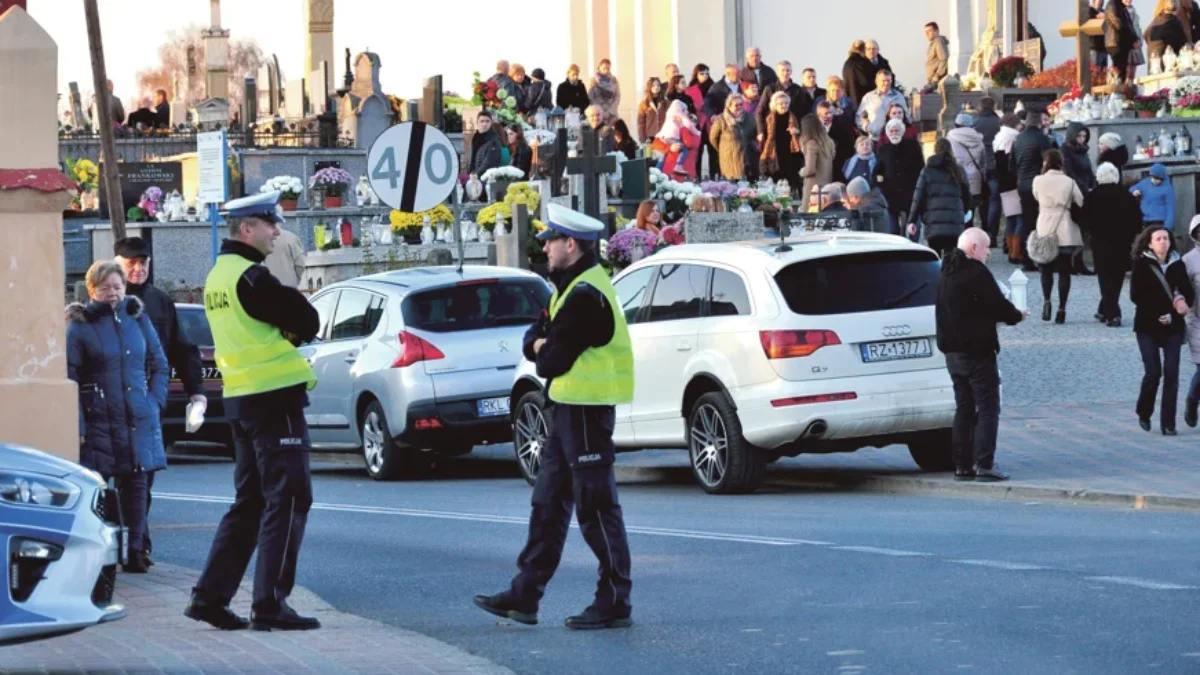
[149,447,1200,675]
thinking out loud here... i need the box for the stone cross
[0,5,81,461]
[565,125,616,220]
[1058,0,1103,91]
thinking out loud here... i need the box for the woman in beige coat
[797,114,835,210]
[1032,149,1084,324]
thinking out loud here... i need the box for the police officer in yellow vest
[475,203,636,630]
[184,191,322,632]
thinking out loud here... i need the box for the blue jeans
[1094,50,1109,70]
[1004,214,1022,238]
[887,212,902,236]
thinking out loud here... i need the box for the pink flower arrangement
[138,186,163,217]
[660,223,685,245]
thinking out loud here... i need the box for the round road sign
[366,121,458,213]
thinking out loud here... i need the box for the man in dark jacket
[186,190,322,633]
[817,101,859,177]
[469,110,504,183]
[520,69,553,116]
[706,64,742,120]
[114,236,203,566]
[795,68,827,120]
[741,46,778,90]
[973,97,1003,243]
[1011,108,1052,270]
[936,228,1025,482]
[842,42,876,105]
[877,118,926,235]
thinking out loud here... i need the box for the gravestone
[309,61,330,114]
[67,81,85,129]
[169,75,189,127]
[686,212,765,243]
[339,51,392,149]
[257,58,280,117]
[98,161,184,220]
[565,126,617,221]
[421,74,444,129]
[496,204,531,269]
[192,98,229,129]
[242,77,257,130]
[620,157,651,201]
[284,78,307,119]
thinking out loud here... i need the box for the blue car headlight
[0,472,80,509]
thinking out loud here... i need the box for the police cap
[221,190,286,224]
[537,203,605,242]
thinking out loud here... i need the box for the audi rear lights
[771,392,858,407]
[759,330,841,359]
[392,331,446,368]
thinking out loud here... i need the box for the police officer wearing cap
[184,191,321,632]
[475,203,636,630]
[111,236,204,570]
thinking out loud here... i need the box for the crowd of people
[468,23,955,199]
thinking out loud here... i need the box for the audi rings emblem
[881,325,913,337]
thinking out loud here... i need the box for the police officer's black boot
[184,592,249,631]
[250,601,320,631]
[473,591,538,625]
[564,604,633,630]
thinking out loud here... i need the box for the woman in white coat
[1032,149,1084,324]
[1182,216,1200,427]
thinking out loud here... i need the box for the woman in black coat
[875,118,925,236]
[1084,162,1143,326]
[556,64,590,112]
[908,138,971,259]
[1098,132,1130,172]
[1105,0,1139,81]
[1130,225,1195,435]
[841,41,876,105]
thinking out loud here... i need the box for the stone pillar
[948,0,974,77]
[609,0,638,125]
[1001,0,1015,57]
[0,6,80,461]
[568,0,590,73]
[305,0,335,95]
[587,0,610,75]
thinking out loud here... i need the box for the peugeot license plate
[477,397,510,418]
[860,338,932,363]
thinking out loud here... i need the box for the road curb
[613,465,1200,513]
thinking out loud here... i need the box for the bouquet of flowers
[389,204,454,233]
[138,186,163,218]
[660,223,686,246]
[65,157,98,192]
[480,166,525,183]
[649,167,702,221]
[475,181,542,230]
[699,180,737,200]
[309,167,354,197]
[1130,88,1169,113]
[989,56,1034,88]
[1170,76,1200,106]
[606,227,659,267]
[261,175,303,200]
[1022,59,1104,89]
[1046,84,1084,118]
[471,72,521,124]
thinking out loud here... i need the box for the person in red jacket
[652,100,702,179]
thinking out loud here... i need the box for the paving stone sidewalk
[1,563,514,675]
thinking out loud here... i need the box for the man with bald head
[935,227,1026,483]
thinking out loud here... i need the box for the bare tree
[134,24,264,117]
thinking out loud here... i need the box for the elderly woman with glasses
[67,260,169,574]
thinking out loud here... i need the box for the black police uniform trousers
[510,402,632,612]
[194,403,313,614]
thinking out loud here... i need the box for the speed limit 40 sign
[366,121,458,213]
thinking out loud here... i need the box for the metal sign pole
[453,186,465,274]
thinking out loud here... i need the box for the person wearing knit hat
[844,175,890,224]
[1098,132,1130,171]
[520,67,553,115]
[955,112,974,127]
[1083,161,1143,327]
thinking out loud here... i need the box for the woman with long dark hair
[1130,225,1194,434]
[637,77,667,142]
[666,74,695,116]
[611,119,639,160]
[685,64,715,177]
[908,138,970,258]
[506,124,532,179]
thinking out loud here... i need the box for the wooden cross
[1058,0,1105,91]
[565,125,617,221]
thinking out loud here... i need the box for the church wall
[743,0,951,93]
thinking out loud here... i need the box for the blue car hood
[0,444,83,478]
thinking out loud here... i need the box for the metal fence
[58,125,353,164]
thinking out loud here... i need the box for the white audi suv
[510,232,957,493]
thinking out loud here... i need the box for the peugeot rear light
[759,330,841,359]
[392,331,446,368]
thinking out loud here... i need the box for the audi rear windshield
[774,250,941,315]
[402,279,551,333]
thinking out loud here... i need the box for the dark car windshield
[402,279,551,333]
[774,250,941,315]
[177,307,214,346]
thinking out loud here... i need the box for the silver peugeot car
[300,265,551,480]
[1,443,126,645]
